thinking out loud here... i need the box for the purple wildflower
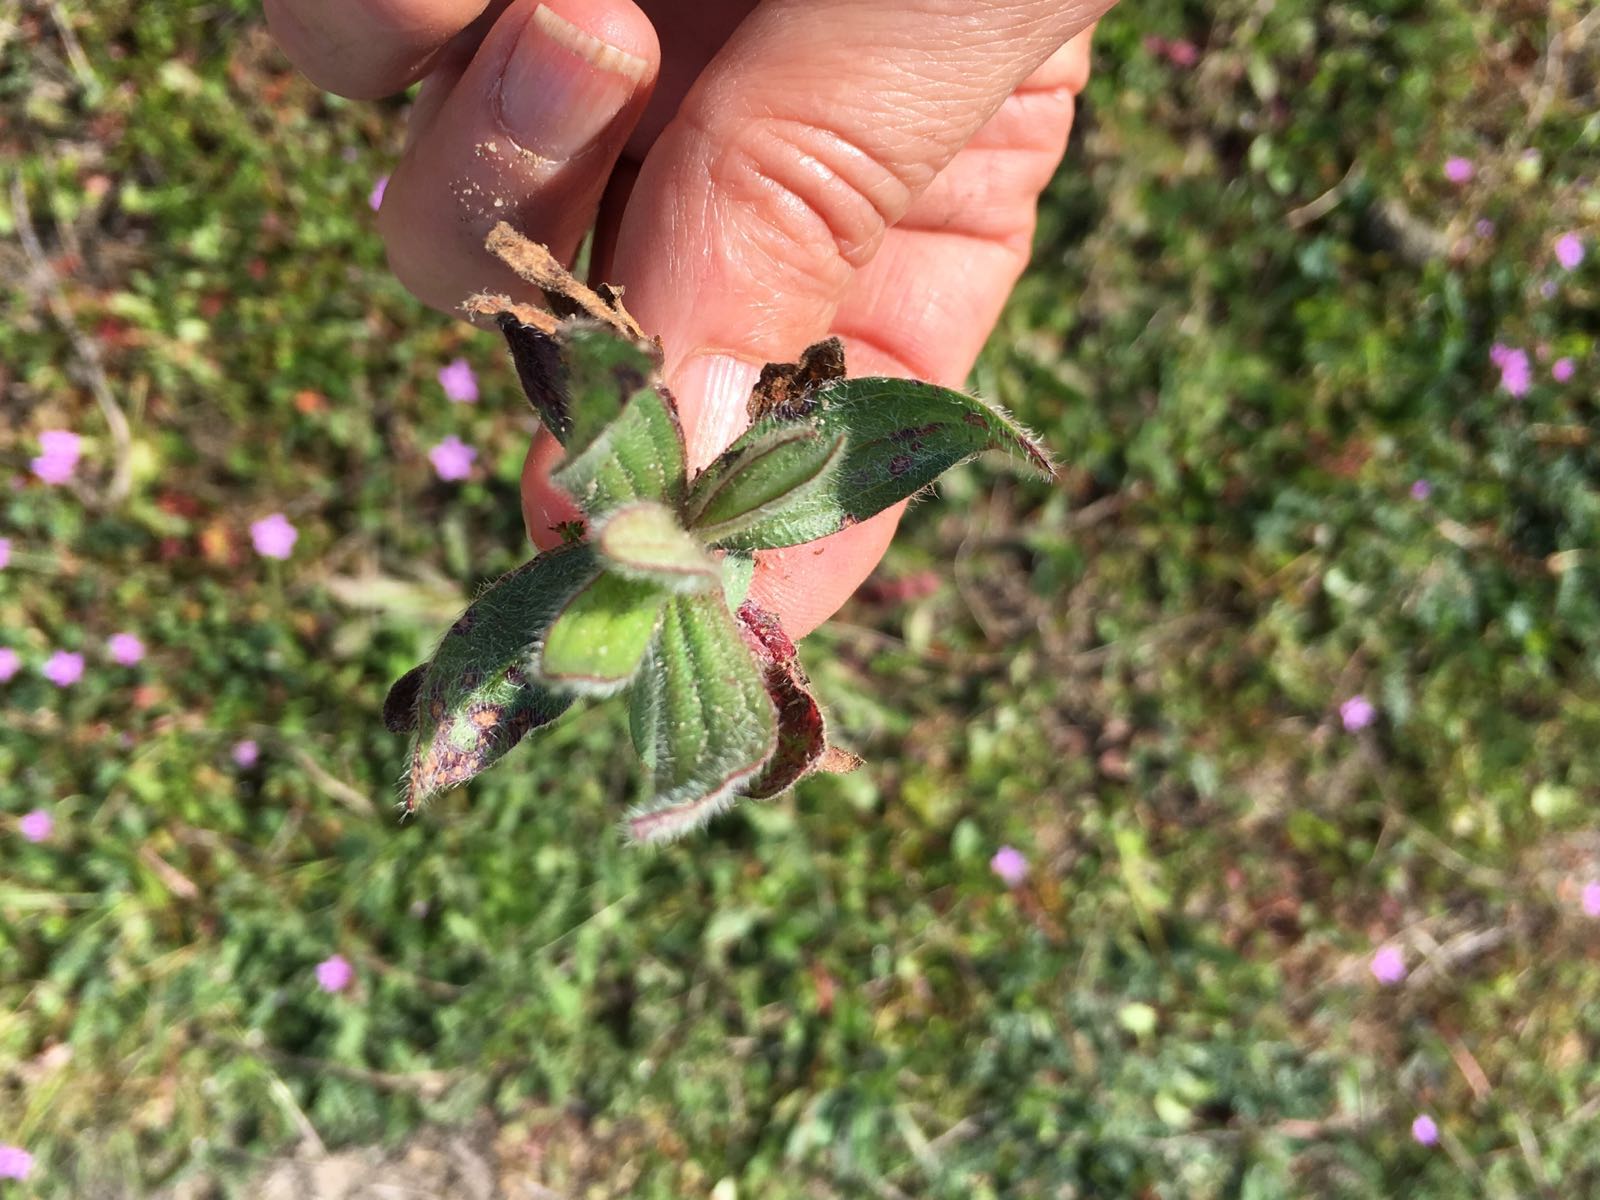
[0,647,18,682]
[1474,218,1495,238]
[1540,280,1558,300]
[1583,881,1600,918]
[438,358,479,404]
[108,632,145,666]
[0,537,10,569]
[428,436,478,482]
[1410,479,1432,501]
[250,513,298,560]
[1411,1114,1439,1146]
[316,954,354,993]
[1339,694,1375,731]
[19,809,53,843]
[1555,233,1585,271]
[369,175,388,212]
[1497,347,1532,397]
[1443,157,1474,184]
[1165,39,1199,67]
[990,845,1029,887]
[0,1145,33,1181]
[42,650,84,687]
[232,739,260,769]
[1370,944,1406,985]
[32,429,81,485]
[1552,358,1575,383]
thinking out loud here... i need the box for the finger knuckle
[701,113,915,283]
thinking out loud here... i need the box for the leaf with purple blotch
[397,544,597,810]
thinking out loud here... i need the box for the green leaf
[707,377,1054,551]
[554,384,687,515]
[499,318,659,452]
[533,571,668,695]
[625,594,778,843]
[684,421,847,543]
[399,545,596,808]
[721,552,755,610]
[595,501,718,593]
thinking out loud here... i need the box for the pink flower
[1489,342,1511,367]
[1555,233,1585,271]
[438,358,479,404]
[107,632,145,666]
[1582,881,1600,918]
[42,650,84,687]
[232,739,260,768]
[1443,157,1475,184]
[1474,218,1495,238]
[1370,944,1406,985]
[369,175,388,212]
[316,954,354,993]
[1411,1114,1439,1146]
[39,430,81,459]
[1552,358,1575,383]
[0,537,10,569]
[1165,39,1199,67]
[250,513,298,560]
[0,1145,34,1181]
[1497,346,1531,397]
[19,809,53,843]
[990,845,1029,887]
[1142,34,1167,55]
[0,648,18,682]
[428,435,478,482]
[1410,479,1432,500]
[32,429,82,485]
[1339,694,1375,731]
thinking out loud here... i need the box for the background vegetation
[3,0,1598,1195]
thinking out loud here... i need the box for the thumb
[378,0,659,315]
[608,0,1110,469]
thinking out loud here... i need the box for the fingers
[736,27,1098,638]
[264,0,493,99]
[376,0,659,313]
[609,0,1110,427]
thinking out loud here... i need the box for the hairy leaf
[625,594,778,843]
[499,317,659,449]
[596,501,719,592]
[533,571,668,695]
[684,421,847,542]
[554,383,687,515]
[400,545,595,808]
[721,552,756,610]
[708,378,1055,551]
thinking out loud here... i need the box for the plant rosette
[384,224,1055,843]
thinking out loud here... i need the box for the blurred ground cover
[3,0,1599,1196]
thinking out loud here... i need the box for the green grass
[4,1,1599,1196]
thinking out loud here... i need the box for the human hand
[265,0,1111,638]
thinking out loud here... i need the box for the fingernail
[671,354,765,473]
[496,4,648,162]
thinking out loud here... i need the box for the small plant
[383,224,1054,841]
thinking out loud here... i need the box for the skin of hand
[265,0,1113,638]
